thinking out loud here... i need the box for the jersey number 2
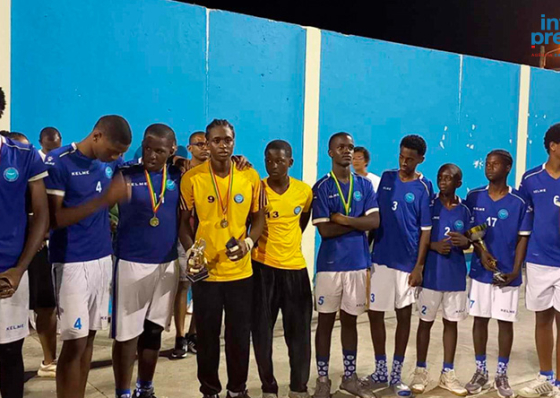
[96,181,102,193]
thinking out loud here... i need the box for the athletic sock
[115,389,131,398]
[135,379,153,393]
[343,349,357,378]
[317,355,330,378]
[540,370,554,385]
[416,361,427,369]
[475,354,487,375]
[390,355,405,385]
[371,355,388,383]
[443,362,454,373]
[555,380,560,388]
[496,357,509,376]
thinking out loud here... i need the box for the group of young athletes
[1,91,560,398]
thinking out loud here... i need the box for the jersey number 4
[96,181,102,193]
[74,318,82,330]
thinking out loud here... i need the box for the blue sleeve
[44,157,66,195]
[27,148,48,181]
[518,177,533,208]
[519,202,533,236]
[312,182,331,224]
[363,179,378,215]
[419,189,432,230]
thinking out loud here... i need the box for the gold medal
[210,162,234,230]
[145,165,167,228]
[150,216,160,227]
[220,219,229,228]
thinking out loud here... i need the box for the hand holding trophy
[466,223,504,284]
[186,239,209,283]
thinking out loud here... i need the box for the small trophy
[186,239,209,283]
[466,223,504,284]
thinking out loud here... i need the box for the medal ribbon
[209,162,234,219]
[330,171,354,215]
[145,164,168,215]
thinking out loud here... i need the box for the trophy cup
[466,223,504,284]
[186,239,209,283]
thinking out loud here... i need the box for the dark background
[182,0,560,68]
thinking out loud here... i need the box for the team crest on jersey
[498,209,509,219]
[208,196,215,203]
[353,191,363,201]
[454,220,465,231]
[166,179,177,191]
[105,166,113,179]
[234,194,244,204]
[294,206,302,215]
[3,167,19,182]
[405,192,415,203]
[554,195,560,207]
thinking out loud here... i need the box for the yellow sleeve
[250,169,262,213]
[303,184,313,212]
[180,172,195,211]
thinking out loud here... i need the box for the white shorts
[369,264,415,311]
[111,260,179,342]
[0,272,29,344]
[468,279,519,322]
[53,256,112,341]
[416,288,467,322]
[315,269,368,316]
[526,263,560,312]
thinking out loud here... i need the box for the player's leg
[35,307,57,368]
[495,320,514,397]
[135,321,164,397]
[113,336,139,397]
[172,281,189,359]
[252,261,281,396]
[281,267,312,397]
[0,339,25,398]
[187,308,197,354]
[78,331,97,395]
[223,277,253,397]
[57,335,91,398]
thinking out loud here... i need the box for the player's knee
[138,320,163,351]
[441,318,457,329]
[419,319,435,329]
[536,308,555,325]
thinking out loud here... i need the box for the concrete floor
[22,285,545,398]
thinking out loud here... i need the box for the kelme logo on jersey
[105,166,113,179]
[454,220,465,231]
[166,179,177,191]
[405,192,415,203]
[353,191,362,201]
[294,206,302,215]
[498,209,509,220]
[234,194,244,204]
[3,167,19,182]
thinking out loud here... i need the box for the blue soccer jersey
[423,196,472,292]
[114,163,181,264]
[466,186,532,286]
[44,143,123,263]
[0,137,48,273]
[519,165,560,267]
[372,170,433,273]
[312,173,378,272]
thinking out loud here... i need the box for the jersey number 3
[392,201,398,211]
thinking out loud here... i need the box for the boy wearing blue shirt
[410,164,471,396]
[312,132,379,398]
[367,135,433,397]
[45,116,132,398]
[519,124,560,397]
[464,150,531,398]
[0,135,49,398]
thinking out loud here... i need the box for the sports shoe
[518,375,555,398]
[288,391,311,398]
[226,391,251,398]
[171,336,188,359]
[37,359,57,378]
[313,377,332,398]
[439,370,467,396]
[187,333,197,354]
[360,375,389,391]
[465,370,490,394]
[391,381,412,397]
[133,387,157,398]
[262,393,277,398]
[494,374,514,398]
[340,373,378,398]
[410,367,429,394]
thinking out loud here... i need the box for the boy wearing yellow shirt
[179,119,265,398]
[252,140,314,398]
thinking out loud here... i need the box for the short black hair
[487,149,513,167]
[39,127,61,142]
[354,146,370,164]
[0,87,5,119]
[144,123,176,143]
[328,132,352,150]
[265,139,292,158]
[400,135,427,156]
[206,119,235,139]
[94,115,132,146]
[7,132,28,142]
[544,123,560,153]
[189,131,206,144]
[0,130,8,137]
[438,163,463,180]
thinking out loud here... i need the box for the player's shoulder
[168,164,182,179]
[466,186,487,199]
[312,173,331,192]
[522,164,545,183]
[184,161,208,180]
[417,173,433,195]
[44,143,76,168]
[1,136,34,153]
[381,169,398,179]
[289,177,312,194]
[237,165,260,182]
[508,187,528,205]
[456,197,472,216]
[117,162,143,176]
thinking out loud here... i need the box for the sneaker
[494,374,514,398]
[288,391,311,398]
[519,375,555,398]
[171,336,188,359]
[360,375,389,391]
[226,391,251,398]
[340,373,378,398]
[465,370,490,394]
[187,333,198,354]
[313,377,332,398]
[262,394,277,398]
[133,388,157,398]
[391,381,412,397]
[439,370,467,396]
[411,367,429,394]
[203,395,219,398]
[37,359,57,378]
